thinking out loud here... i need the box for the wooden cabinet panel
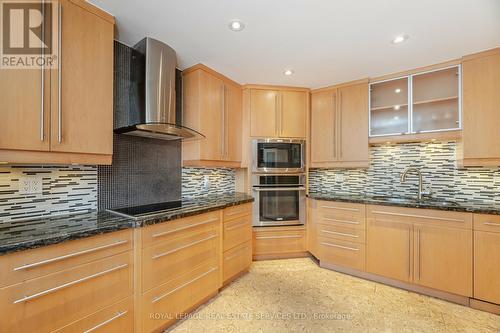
[474,230,500,304]
[414,224,472,296]
[318,201,366,221]
[225,82,243,162]
[223,203,252,221]
[223,214,252,251]
[53,297,133,333]
[223,240,252,283]
[319,237,365,271]
[50,0,113,155]
[280,90,307,138]
[250,89,278,137]
[461,49,500,166]
[307,199,319,258]
[0,251,133,333]
[474,213,500,233]
[0,229,132,288]
[253,226,306,256]
[311,90,336,164]
[317,222,365,244]
[338,83,369,163]
[366,217,413,282]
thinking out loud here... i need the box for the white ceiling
[89,0,500,89]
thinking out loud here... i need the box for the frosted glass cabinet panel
[370,77,409,136]
[412,67,460,132]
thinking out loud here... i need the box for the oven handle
[252,187,306,192]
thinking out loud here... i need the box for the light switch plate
[18,176,43,195]
[335,174,344,182]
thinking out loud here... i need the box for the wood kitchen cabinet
[248,86,308,139]
[182,64,242,167]
[0,0,114,165]
[253,225,307,260]
[310,80,369,168]
[459,48,500,167]
[307,199,319,258]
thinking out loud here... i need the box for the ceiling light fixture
[228,20,245,32]
[394,105,401,110]
[283,69,294,76]
[392,34,409,44]
[395,88,401,94]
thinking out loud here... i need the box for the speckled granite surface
[308,193,500,215]
[0,192,253,256]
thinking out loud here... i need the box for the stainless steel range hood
[114,37,204,140]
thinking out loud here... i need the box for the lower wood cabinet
[307,199,319,258]
[319,237,365,271]
[253,226,306,259]
[223,241,252,283]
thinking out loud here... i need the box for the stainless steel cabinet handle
[13,264,128,304]
[151,217,219,238]
[253,187,306,192]
[255,235,302,240]
[224,246,250,261]
[151,234,216,260]
[321,229,358,238]
[13,240,128,271]
[83,310,128,333]
[152,267,217,303]
[40,0,45,141]
[226,220,248,231]
[321,205,359,212]
[322,217,359,225]
[57,1,62,143]
[370,210,465,223]
[320,242,359,251]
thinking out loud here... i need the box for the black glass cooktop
[109,200,183,217]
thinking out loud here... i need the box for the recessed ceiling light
[392,34,409,44]
[395,88,401,94]
[283,69,294,76]
[228,20,245,32]
[394,105,401,110]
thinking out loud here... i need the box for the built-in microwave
[252,139,305,173]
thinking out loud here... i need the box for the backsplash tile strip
[182,167,236,199]
[309,141,500,204]
[0,166,97,222]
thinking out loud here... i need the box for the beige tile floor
[168,258,500,333]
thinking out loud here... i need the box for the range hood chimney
[114,37,204,140]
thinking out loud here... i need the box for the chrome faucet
[400,167,432,201]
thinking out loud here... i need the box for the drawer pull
[322,217,359,225]
[321,230,358,238]
[224,246,250,261]
[255,235,302,240]
[83,310,128,333]
[320,242,359,252]
[483,222,500,227]
[13,264,128,304]
[226,220,249,231]
[152,218,219,239]
[321,205,359,212]
[13,240,129,271]
[370,210,465,223]
[151,234,217,260]
[152,267,217,303]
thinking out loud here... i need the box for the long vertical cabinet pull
[40,0,45,141]
[332,92,336,160]
[338,91,343,159]
[221,85,225,159]
[57,1,63,143]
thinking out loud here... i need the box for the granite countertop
[0,192,254,256]
[308,193,500,215]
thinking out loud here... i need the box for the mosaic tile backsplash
[182,168,236,199]
[0,166,97,222]
[309,141,500,205]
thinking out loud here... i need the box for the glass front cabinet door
[369,65,461,137]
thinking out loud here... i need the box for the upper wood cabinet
[0,0,114,164]
[310,81,369,168]
[459,48,500,167]
[182,64,242,167]
[248,87,308,138]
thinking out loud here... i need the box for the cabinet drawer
[367,205,472,229]
[223,203,252,221]
[474,214,500,233]
[317,223,365,244]
[223,240,252,283]
[0,251,133,333]
[253,227,306,255]
[142,228,219,292]
[141,262,219,333]
[142,211,220,247]
[53,297,133,333]
[318,201,365,220]
[474,231,500,304]
[319,237,365,271]
[223,214,252,251]
[0,229,133,288]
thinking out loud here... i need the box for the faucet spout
[400,167,430,201]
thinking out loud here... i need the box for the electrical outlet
[203,175,211,191]
[18,176,43,195]
[335,174,344,182]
